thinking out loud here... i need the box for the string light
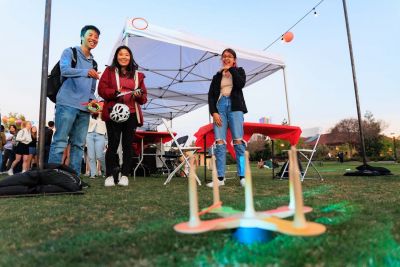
[263,0,326,51]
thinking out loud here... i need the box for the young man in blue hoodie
[48,25,100,176]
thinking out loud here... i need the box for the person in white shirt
[8,121,32,175]
[86,112,107,178]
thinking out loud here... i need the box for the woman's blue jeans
[213,96,246,178]
[86,132,106,177]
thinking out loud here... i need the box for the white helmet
[110,103,130,123]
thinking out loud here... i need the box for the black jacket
[208,67,247,115]
[44,127,53,146]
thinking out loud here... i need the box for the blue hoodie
[56,46,97,111]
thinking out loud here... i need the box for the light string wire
[263,0,326,51]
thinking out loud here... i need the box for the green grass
[0,161,399,266]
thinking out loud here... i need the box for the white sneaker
[104,176,115,187]
[206,179,225,188]
[118,176,129,186]
[7,169,14,176]
[240,178,246,187]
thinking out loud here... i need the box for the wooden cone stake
[288,146,306,228]
[211,155,221,205]
[243,151,256,218]
[188,156,200,227]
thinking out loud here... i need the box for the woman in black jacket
[207,48,247,187]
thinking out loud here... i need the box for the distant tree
[247,136,271,161]
[362,111,386,158]
[329,111,386,158]
[329,118,359,153]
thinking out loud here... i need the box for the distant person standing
[0,125,6,171]
[27,126,38,169]
[86,111,107,178]
[1,125,17,172]
[8,121,32,175]
[338,152,344,163]
[44,121,54,164]
[48,25,100,175]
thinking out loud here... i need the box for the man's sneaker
[7,169,13,176]
[240,178,246,187]
[118,176,129,186]
[206,179,225,188]
[105,176,115,187]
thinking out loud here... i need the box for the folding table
[133,131,175,180]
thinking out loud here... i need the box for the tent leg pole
[282,68,292,125]
[204,135,207,183]
[342,0,367,165]
[38,0,52,170]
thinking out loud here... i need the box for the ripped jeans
[213,96,246,178]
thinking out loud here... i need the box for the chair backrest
[297,127,324,181]
[161,118,184,151]
[172,135,188,148]
[301,127,322,151]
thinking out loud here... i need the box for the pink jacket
[98,66,147,126]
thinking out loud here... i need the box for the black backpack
[47,47,98,103]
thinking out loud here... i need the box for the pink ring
[131,17,148,30]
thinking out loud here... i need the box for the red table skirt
[194,122,302,157]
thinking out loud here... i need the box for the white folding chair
[161,118,202,185]
[280,127,323,181]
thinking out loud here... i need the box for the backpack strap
[92,59,98,71]
[71,47,78,68]
[133,71,141,124]
[70,47,97,70]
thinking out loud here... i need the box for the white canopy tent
[109,18,290,130]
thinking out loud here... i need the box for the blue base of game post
[232,227,273,244]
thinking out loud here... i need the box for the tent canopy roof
[110,18,285,129]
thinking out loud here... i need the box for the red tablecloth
[194,122,302,157]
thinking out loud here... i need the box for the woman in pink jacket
[98,45,147,187]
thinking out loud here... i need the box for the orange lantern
[282,32,294,43]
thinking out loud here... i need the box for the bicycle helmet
[110,103,130,123]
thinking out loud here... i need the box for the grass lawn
[0,161,399,266]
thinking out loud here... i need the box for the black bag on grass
[0,163,82,196]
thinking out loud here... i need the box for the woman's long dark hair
[111,45,139,78]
